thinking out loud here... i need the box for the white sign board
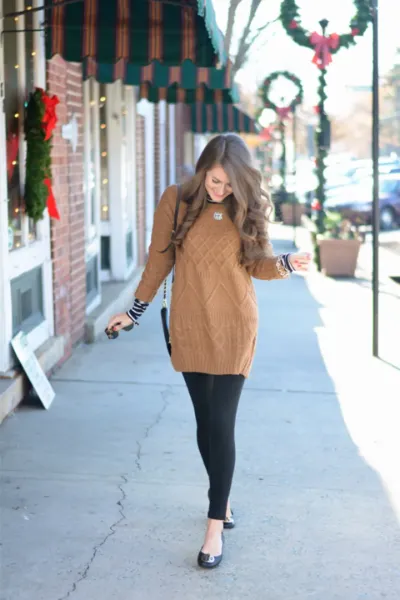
[11,332,55,410]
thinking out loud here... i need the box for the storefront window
[5,2,23,250]
[99,84,109,221]
[4,0,37,251]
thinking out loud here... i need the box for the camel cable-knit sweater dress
[135,185,288,377]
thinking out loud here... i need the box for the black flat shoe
[197,535,224,570]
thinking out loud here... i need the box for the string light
[15,64,20,69]
[101,151,107,157]
[15,242,21,248]
[12,160,17,166]
[31,51,36,57]
[14,16,19,22]
[14,112,19,118]
[15,207,20,214]
[100,124,106,129]
[102,178,108,185]
[100,96,106,102]
[27,5,33,10]
[90,100,96,106]
[102,205,109,212]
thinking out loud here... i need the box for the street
[2,231,400,600]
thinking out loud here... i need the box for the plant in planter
[281,192,305,226]
[315,211,362,277]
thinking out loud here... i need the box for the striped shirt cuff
[276,254,294,278]
[127,298,149,324]
[281,253,295,273]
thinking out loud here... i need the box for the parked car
[322,174,400,230]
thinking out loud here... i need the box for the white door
[0,0,53,372]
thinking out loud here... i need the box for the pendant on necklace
[214,211,223,221]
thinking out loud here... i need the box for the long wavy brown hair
[174,133,274,266]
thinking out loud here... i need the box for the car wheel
[380,207,396,231]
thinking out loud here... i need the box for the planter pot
[281,203,305,226]
[317,238,361,277]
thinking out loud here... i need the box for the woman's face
[205,164,232,203]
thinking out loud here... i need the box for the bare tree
[224,0,277,76]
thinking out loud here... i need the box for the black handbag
[160,186,182,356]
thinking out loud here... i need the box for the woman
[107,134,310,569]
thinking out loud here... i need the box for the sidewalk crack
[135,387,171,472]
[58,474,128,600]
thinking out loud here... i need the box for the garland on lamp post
[25,88,60,222]
[280,0,372,233]
[259,71,303,193]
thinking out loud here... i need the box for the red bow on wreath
[41,91,60,141]
[309,32,339,69]
[276,106,292,121]
[40,89,60,219]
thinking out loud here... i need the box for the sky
[213,0,400,116]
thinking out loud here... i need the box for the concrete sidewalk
[1,230,400,600]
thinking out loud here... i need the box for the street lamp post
[372,0,379,357]
[315,18,331,234]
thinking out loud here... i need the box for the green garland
[25,90,50,222]
[280,0,371,51]
[260,70,303,114]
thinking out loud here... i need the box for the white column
[159,101,167,195]
[184,131,195,167]
[107,81,126,280]
[34,0,55,337]
[137,99,155,249]
[168,104,176,184]
[0,11,11,370]
[125,86,138,269]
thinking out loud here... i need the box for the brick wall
[154,104,160,205]
[136,114,146,266]
[47,56,86,360]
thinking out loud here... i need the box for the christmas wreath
[25,88,60,222]
[280,0,372,69]
[260,71,303,120]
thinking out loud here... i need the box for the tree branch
[224,0,245,59]
[233,4,277,75]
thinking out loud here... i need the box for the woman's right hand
[106,312,134,333]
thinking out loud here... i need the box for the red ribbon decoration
[41,90,60,141]
[44,178,60,220]
[6,132,19,182]
[309,32,339,69]
[276,107,292,121]
[260,126,274,141]
[38,89,60,219]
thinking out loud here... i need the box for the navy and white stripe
[127,298,149,324]
[280,253,295,273]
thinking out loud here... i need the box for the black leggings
[183,372,245,520]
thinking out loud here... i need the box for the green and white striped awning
[45,0,226,76]
[82,59,238,101]
[138,83,237,104]
[191,103,258,134]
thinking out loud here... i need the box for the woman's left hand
[289,252,312,272]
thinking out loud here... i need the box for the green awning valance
[138,84,237,104]
[191,103,258,134]
[45,0,226,71]
[82,58,236,94]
